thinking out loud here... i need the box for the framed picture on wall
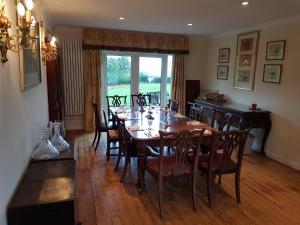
[263,64,282,84]
[217,65,229,80]
[266,40,286,60]
[233,31,260,90]
[218,48,230,63]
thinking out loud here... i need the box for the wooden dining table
[110,106,214,192]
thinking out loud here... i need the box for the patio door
[102,51,173,109]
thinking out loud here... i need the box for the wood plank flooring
[74,133,300,225]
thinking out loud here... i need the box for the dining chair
[131,94,151,106]
[106,95,127,122]
[91,100,114,151]
[198,129,249,208]
[198,106,216,127]
[143,129,205,218]
[216,113,233,132]
[114,118,138,182]
[103,110,119,161]
[169,99,180,112]
[188,106,202,120]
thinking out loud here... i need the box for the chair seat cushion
[198,153,237,174]
[146,156,193,177]
[108,129,119,141]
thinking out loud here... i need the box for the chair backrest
[216,113,232,132]
[197,106,216,127]
[92,100,101,130]
[208,130,249,173]
[169,99,179,112]
[148,92,160,105]
[106,95,127,107]
[189,106,202,120]
[158,129,205,176]
[106,95,127,121]
[102,109,109,130]
[131,94,151,106]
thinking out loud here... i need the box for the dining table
[110,105,214,192]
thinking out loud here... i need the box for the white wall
[185,36,208,82]
[203,19,300,170]
[0,1,49,224]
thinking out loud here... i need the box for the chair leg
[218,175,222,184]
[158,178,164,218]
[106,139,111,161]
[235,171,241,203]
[92,130,98,146]
[207,174,213,208]
[192,177,197,211]
[94,131,101,151]
[120,156,130,183]
[114,147,122,172]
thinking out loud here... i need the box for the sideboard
[193,99,272,155]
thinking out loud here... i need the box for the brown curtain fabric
[171,54,185,114]
[83,28,189,54]
[83,49,101,132]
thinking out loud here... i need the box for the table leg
[137,145,146,194]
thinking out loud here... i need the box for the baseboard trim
[265,151,300,171]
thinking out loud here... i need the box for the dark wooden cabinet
[7,143,76,225]
[193,99,272,155]
[185,80,200,116]
[46,58,63,121]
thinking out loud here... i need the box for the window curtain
[83,28,189,54]
[83,49,101,132]
[171,54,185,114]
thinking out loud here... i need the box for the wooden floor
[74,133,300,225]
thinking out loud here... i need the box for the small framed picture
[266,40,286,60]
[218,48,230,63]
[263,64,282,84]
[217,65,229,80]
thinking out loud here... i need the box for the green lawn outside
[107,82,171,104]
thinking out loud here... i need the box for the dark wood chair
[91,100,114,151]
[169,99,180,112]
[216,113,233,132]
[131,94,151,106]
[114,118,138,182]
[143,129,205,218]
[198,129,249,208]
[103,110,119,161]
[198,106,216,127]
[106,95,127,121]
[188,106,202,120]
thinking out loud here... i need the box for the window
[102,51,173,109]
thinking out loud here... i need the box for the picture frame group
[217,48,230,80]
[233,31,260,90]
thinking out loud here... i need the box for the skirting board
[64,115,85,130]
[265,150,300,171]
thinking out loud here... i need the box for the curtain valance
[82,28,189,54]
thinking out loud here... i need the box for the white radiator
[61,40,84,116]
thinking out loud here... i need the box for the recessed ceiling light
[187,23,192,26]
[119,17,125,20]
[242,1,249,6]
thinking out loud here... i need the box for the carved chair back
[106,95,127,107]
[169,99,180,112]
[198,106,216,127]
[208,130,248,174]
[158,129,205,176]
[131,94,151,106]
[216,113,233,132]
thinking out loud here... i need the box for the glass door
[105,55,132,106]
[139,56,162,105]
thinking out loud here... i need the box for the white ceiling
[40,0,300,36]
